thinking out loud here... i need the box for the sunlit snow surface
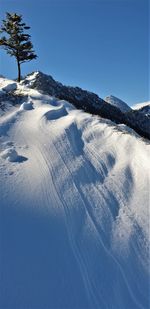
[0,79,149,309]
[132,101,150,110]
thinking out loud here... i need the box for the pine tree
[0,12,37,82]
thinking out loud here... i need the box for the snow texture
[0,147,19,162]
[0,78,149,309]
[0,77,17,92]
[20,101,34,110]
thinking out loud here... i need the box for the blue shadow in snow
[0,203,91,309]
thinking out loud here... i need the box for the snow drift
[0,77,149,309]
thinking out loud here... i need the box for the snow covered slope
[104,95,131,113]
[0,80,149,309]
[0,77,18,116]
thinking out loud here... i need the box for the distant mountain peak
[104,95,131,113]
[132,101,150,110]
[132,101,150,118]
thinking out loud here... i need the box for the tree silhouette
[0,12,37,82]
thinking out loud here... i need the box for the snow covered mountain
[138,105,150,118]
[104,95,131,113]
[132,101,150,110]
[132,101,150,118]
[0,76,149,309]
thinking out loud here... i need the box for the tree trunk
[17,58,21,82]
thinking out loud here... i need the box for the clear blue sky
[0,0,149,105]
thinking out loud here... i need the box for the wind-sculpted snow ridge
[21,71,150,140]
[0,80,149,309]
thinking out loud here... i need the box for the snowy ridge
[21,71,150,140]
[0,79,150,308]
[132,101,150,118]
[132,101,150,110]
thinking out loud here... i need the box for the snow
[132,101,150,110]
[0,147,18,161]
[42,104,68,121]
[20,71,39,87]
[105,95,131,113]
[20,101,34,110]
[0,146,26,162]
[0,77,17,92]
[0,77,18,116]
[0,79,149,309]
[132,101,150,117]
